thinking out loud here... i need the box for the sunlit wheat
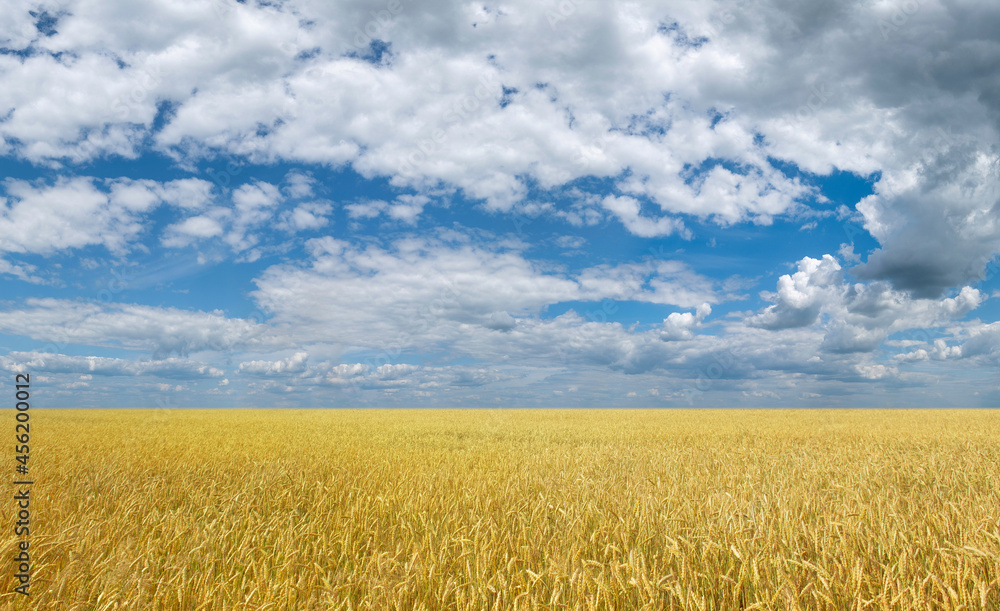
[2,409,998,610]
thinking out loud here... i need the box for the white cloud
[233,180,281,211]
[0,351,224,379]
[0,298,263,358]
[345,199,388,219]
[346,194,430,225]
[250,233,721,357]
[820,322,889,355]
[2,1,1000,406]
[224,180,282,251]
[0,176,216,255]
[155,178,216,210]
[9,0,985,246]
[386,194,429,225]
[0,258,42,284]
[600,195,689,238]
[743,254,985,358]
[554,235,587,250]
[746,255,842,330]
[854,153,1000,296]
[277,201,332,232]
[0,177,142,255]
[948,322,1000,364]
[660,303,711,341]
[156,178,332,249]
[282,171,315,199]
[894,338,964,363]
[837,242,860,263]
[233,356,523,394]
[853,363,897,381]
[162,214,225,247]
[239,351,309,375]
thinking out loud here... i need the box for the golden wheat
[1,409,998,610]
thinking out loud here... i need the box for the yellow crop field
[1,409,999,610]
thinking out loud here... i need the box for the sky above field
[1,0,999,407]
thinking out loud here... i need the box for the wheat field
[1,409,998,610]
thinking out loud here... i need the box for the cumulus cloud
[281,171,315,199]
[660,303,711,341]
[154,175,334,250]
[239,351,309,376]
[820,321,890,355]
[854,153,1000,297]
[742,253,986,356]
[225,180,283,251]
[825,284,984,355]
[0,1,915,229]
[276,201,333,232]
[956,322,1000,363]
[746,255,842,330]
[0,0,995,288]
[239,240,983,387]
[0,298,263,358]
[250,233,721,353]
[2,0,1000,406]
[0,176,216,255]
[890,321,1000,368]
[346,194,431,225]
[234,356,519,394]
[894,339,964,363]
[0,258,42,284]
[600,195,689,238]
[155,178,216,209]
[2,177,159,254]
[162,214,226,247]
[0,352,224,379]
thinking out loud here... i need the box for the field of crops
[2,409,998,609]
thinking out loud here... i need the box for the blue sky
[1,0,999,407]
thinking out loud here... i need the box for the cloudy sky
[1,0,999,407]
